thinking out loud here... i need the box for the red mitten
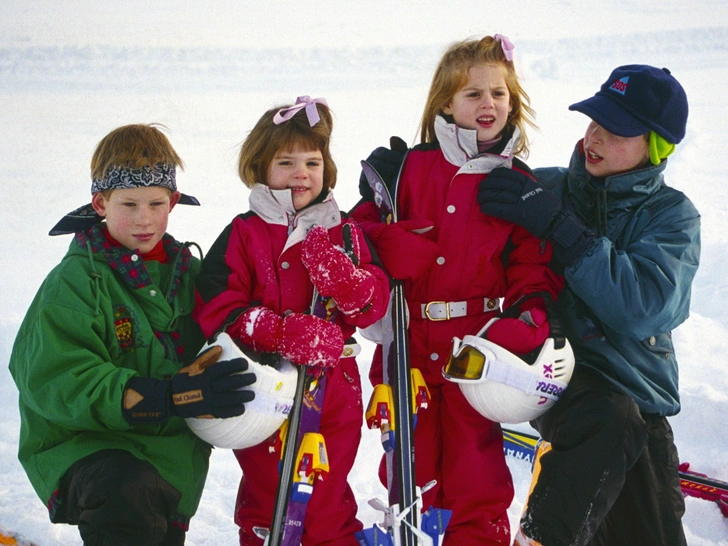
[279,313,344,368]
[485,307,550,355]
[235,306,344,367]
[366,219,439,280]
[301,225,375,316]
[236,306,284,354]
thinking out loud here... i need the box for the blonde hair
[238,102,337,190]
[420,35,536,157]
[90,124,183,180]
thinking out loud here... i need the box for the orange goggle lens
[443,344,486,381]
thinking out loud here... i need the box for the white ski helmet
[442,316,574,424]
[185,332,298,449]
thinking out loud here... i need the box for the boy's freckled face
[91,186,180,253]
[267,146,324,211]
[582,120,651,178]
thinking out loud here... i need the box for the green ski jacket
[9,224,210,520]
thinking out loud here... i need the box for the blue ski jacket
[536,141,701,416]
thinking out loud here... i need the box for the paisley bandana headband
[91,163,177,194]
[50,162,199,236]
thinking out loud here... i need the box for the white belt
[413,297,500,321]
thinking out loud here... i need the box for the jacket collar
[73,224,192,300]
[249,183,341,254]
[434,114,519,173]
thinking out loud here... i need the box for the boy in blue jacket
[477,65,699,545]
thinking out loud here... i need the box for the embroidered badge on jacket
[114,305,136,352]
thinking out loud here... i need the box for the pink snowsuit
[195,186,390,545]
[352,117,564,545]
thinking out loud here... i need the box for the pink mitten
[235,306,284,353]
[301,225,375,316]
[279,313,345,368]
[485,307,550,355]
[235,306,344,367]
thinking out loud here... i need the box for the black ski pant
[521,366,687,546]
[55,449,185,546]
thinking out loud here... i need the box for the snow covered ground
[2,1,728,544]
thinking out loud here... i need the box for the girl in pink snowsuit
[194,97,390,545]
[352,36,564,545]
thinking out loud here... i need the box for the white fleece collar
[249,184,342,254]
[434,115,520,174]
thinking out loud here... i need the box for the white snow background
[2,1,728,544]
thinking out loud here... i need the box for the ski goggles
[442,335,495,383]
[443,334,568,401]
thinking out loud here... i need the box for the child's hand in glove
[122,346,256,423]
[485,307,550,355]
[236,306,344,368]
[301,225,375,316]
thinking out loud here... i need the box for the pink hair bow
[273,96,329,127]
[494,34,515,62]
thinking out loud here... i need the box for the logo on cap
[609,76,629,96]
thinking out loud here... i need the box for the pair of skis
[356,160,451,546]
[502,428,728,518]
[263,226,360,546]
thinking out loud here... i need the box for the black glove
[358,136,408,201]
[478,167,595,266]
[477,167,562,237]
[122,347,256,424]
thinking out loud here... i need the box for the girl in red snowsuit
[352,36,563,545]
[194,97,390,545]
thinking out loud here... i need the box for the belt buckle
[425,301,449,321]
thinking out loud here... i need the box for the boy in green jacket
[9,124,256,545]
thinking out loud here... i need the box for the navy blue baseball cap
[569,65,688,144]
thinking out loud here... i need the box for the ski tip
[0,525,40,546]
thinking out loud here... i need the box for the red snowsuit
[352,117,564,545]
[194,186,390,546]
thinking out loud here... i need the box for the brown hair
[238,102,337,190]
[420,35,536,157]
[90,124,184,181]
